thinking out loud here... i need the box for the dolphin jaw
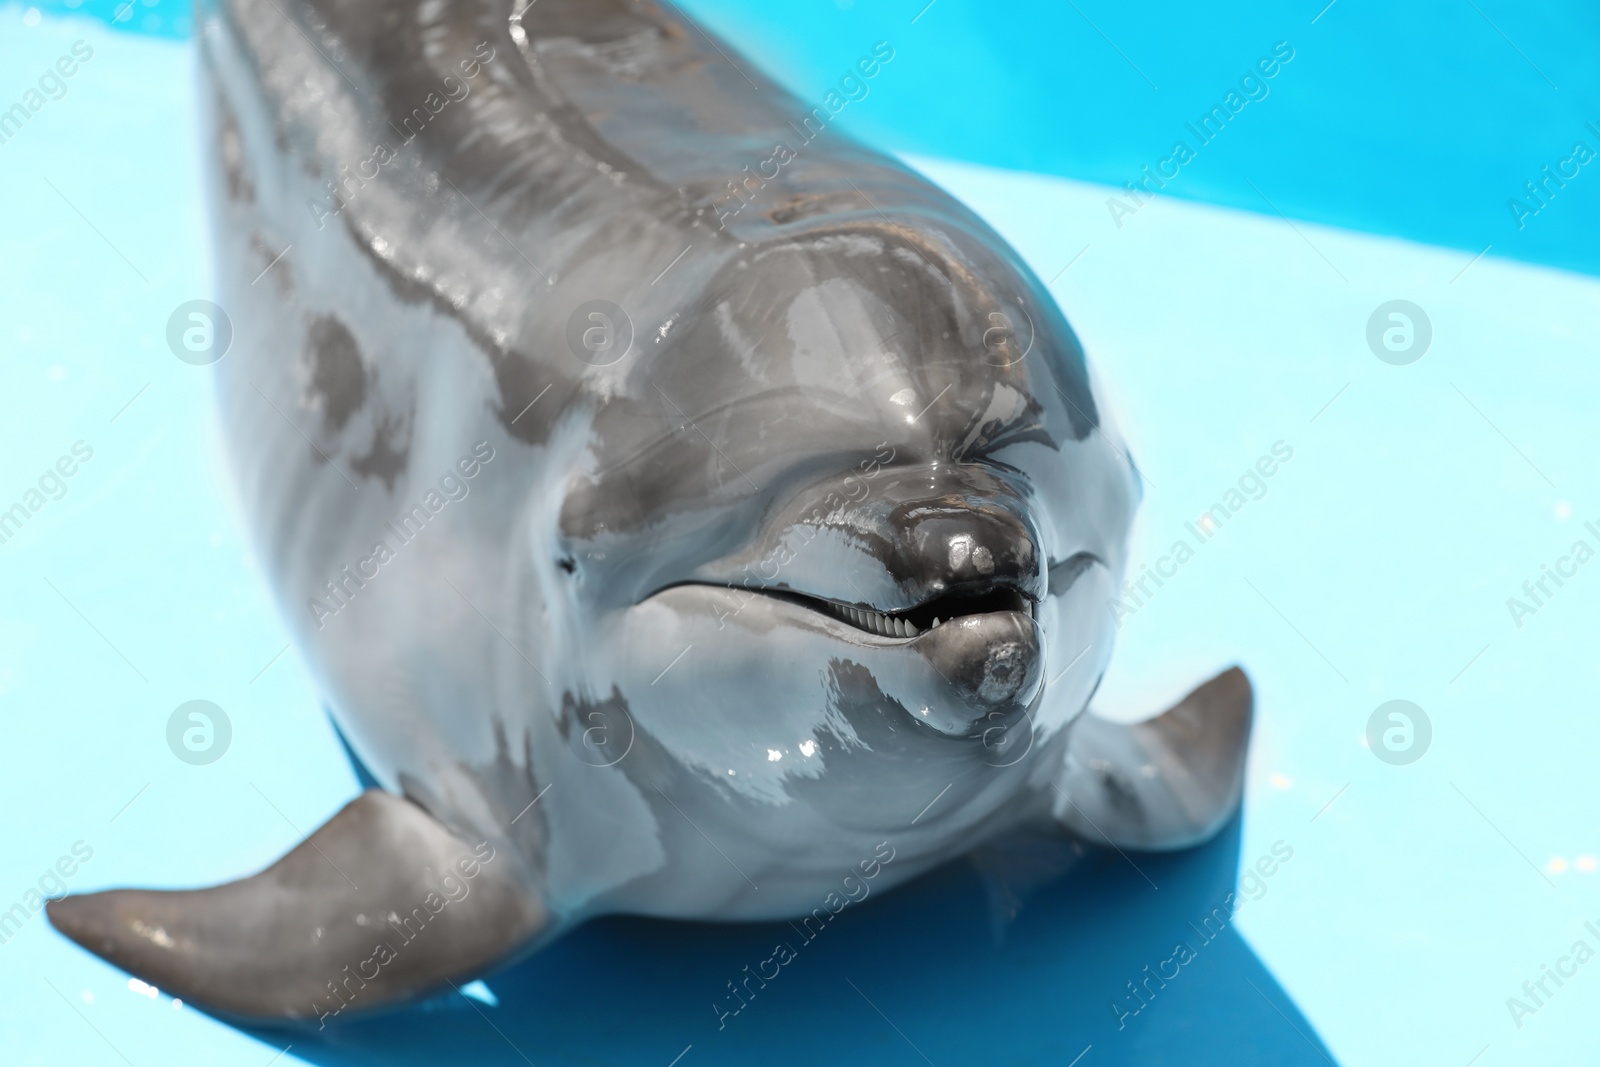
[734,581,1036,644]
[810,585,1034,641]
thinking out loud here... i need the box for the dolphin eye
[558,557,577,574]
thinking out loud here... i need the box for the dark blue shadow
[245,806,1334,1067]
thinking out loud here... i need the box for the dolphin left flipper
[1049,667,1253,851]
[46,790,546,1025]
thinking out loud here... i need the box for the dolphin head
[544,212,1138,828]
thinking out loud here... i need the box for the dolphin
[48,0,1252,1025]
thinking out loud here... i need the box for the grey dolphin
[48,0,1252,1025]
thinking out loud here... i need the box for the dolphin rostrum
[48,0,1252,1024]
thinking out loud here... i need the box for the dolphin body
[49,0,1252,1025]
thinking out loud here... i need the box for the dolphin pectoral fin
[1050,666,1253,851]
[46,790,546,1026]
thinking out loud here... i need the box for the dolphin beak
[902,597,1043,737]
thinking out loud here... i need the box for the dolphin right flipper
[1049,667,1253,851]
[47,790,546,1026]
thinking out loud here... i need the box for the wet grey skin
[47,0,1254,1026]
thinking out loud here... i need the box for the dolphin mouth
[643,579,1046,735]
[765,583,1035,641]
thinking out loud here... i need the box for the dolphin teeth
[931,617,940,628]
[832,603,922,638]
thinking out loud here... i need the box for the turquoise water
[3,3,1598,1065]
[680,0,1600,280]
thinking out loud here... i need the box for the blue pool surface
[3,3,1599,1065]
